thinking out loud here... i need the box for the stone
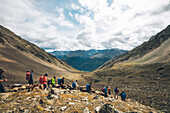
[82,99,88,102]
[60,106,67,111]
[69,102,75,105]
[11,84,22,88]
[95,106,101,112]
[83,107,89,113]
[93,96,99,99]
[99,104,118,113]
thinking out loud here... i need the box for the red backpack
[101,87,105,92]
[39,76,44,84]
[26,72,30,80]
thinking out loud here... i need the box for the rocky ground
[0,84,161,113]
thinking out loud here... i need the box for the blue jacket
[58,78,61,85]
[72,82,76,88]
[104,87,107,94]
[86,84,91,90]
[121,92,126,98]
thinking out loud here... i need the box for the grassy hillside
[0,25,82,84]
[90,25,170,112]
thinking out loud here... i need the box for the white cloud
[0,0,170,51]
[71,3,80,10]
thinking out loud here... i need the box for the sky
[0,0,170,52]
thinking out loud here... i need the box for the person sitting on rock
[58,77,67,89]
[120,91,126,101]
[43,73,48,90]
[0,69,7,93]
[86,82,92,94]
[51,76,56,87]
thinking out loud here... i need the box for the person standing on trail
[39,75,44,89]
[120,91,126,101]
[28,69,34,91]
[108,86,111,95]
[51,76,56,87]
[43,73,48,90]
[104,86,108,97]
[26,71,30,84]
[0,69,7,93]
[114,87,119,99]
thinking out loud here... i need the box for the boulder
[99,104,118,113]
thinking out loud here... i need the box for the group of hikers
[25,70,127,101]
[0,69,126,101]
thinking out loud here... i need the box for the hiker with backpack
[101,86,108,97]
[43,73,48,90]
[26,71,30,84]
[108,86,111,96]
[58,77,67,89]
[0,69,7,93]
[27,69,34,91]
[39,75,44,89]
[120,91,126,101]
[114,87,119,99]
[51,76,56,87]
[86,82,92,94]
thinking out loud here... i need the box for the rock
[11,84,22,88]
[60,106,67,111]
[0,93,11,100]
[93,96,99,99]
[69,102,75,105]
[83,107,89,113]
[47,94,54,100]
[95,106,101,112]
[99,104,118,113]
[82,98,88,102]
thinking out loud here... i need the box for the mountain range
[51,49,128,71]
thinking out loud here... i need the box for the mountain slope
[0,25,80,84]
[97,24,170,70]
[91,25,170,112]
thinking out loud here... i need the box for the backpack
[39,76,44,84]
[114,88,119,93]
[26,72,30,80]
[101,87,105,92]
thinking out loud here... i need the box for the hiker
[101,86,108,97]
[114,87,119,99]
[86,82,92,94]
[29,70,34,86]
[75,80,79,89]
[0,69,7,93]
[120,91,126,101]
[39,75,44,89]
[26,71,30,84]
[72,80,79,90]
[43,73,48,90]
[58,77,67,88]
[108,86,111,95]
[51,76,56,87]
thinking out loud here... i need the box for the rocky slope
[91,25,170,112]
[0,25,80,84]
[0,84,160,113]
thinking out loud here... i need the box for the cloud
[0,0,170,51]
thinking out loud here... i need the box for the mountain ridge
[51,49,128,71]
[0,25,81,84]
